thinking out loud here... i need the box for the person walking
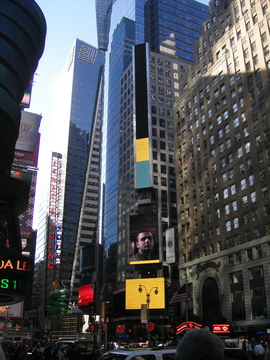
[254,341,265,360]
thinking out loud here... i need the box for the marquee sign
[212,324,231,333]
[176,321,202,334]
[47,152,64,273]
[0,254,33,304]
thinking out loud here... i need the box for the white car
[99,347,177,360]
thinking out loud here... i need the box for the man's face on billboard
[136,231,154,253]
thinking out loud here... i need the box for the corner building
[174,0,270,336]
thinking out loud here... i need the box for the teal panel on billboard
[136,161,150,188]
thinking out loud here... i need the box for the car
[99,347,177,360]
[55,339,96,360]
[99,343,251,360]
[224,347,251,360]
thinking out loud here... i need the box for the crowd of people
[0,341,101,360]
[1,330,270,360]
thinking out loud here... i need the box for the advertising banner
[129,214,160,264]
[125,278,165,310]
[0,302,24,318]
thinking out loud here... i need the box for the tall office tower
[174,0,270,335]
[96,0,208,319]
[34,39,104,315]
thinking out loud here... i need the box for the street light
[93,282,112,349]
[138,284,158,345]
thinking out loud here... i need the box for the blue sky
[30,0,98,126]
[30,0,209,127]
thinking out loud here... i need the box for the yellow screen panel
[125,278,165,309]
[136,138,149,162]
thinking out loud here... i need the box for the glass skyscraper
[97,0,209,288]
[34,39,104,311]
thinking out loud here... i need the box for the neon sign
[47,153,64,271]
[212,324,231,333]
[176,321,202,334]
[0,254,33,303]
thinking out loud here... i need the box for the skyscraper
[97,0,208,286]
[34,39,104,315]
[174,0,270,335]
[95,0,209,339]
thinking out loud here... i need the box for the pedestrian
[67,344,81,360]
[254,341,265,360]
[53,345,66,360]
[264,343,270,360]
[176,329,225,360]
[18,347,28,360]
[88,345,100,360]
[44,345,54,360]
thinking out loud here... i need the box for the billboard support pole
[138,285,158,345]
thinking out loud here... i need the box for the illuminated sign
[116,324,125,333]
[0,254,33,304]
[47,153,64,273]
[20,80,33,108]
[176,321,202,334]
[78,284,94,307]
[129,214,160,265]
[212,324,231,333]
[125,278,165,310]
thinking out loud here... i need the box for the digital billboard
[125,278,165,310]
[129,214,160,264]
[78,284,94,308]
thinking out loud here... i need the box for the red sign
[212,324,230,333]
[146,322,155,331]
[176,321,202,334]
[116,324,125,333]
[78,284,94,307]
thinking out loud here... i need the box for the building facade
[174,0,270,336]
[95,0,209,341]
[97,0,209,289]
[34,39,104,316]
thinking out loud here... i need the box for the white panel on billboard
[165,228,176,264]
[0,302,24,318]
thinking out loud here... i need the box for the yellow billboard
[125,278,165,309]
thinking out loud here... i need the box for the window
[232,201,237,212]
[231,184,236,195]
[234,217,239,228]
[251,191,256,203]
[226,220,231,231]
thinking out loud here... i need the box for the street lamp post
[138,284,158,345]
[96,282,112,350]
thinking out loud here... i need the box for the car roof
[102,348,177,356]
